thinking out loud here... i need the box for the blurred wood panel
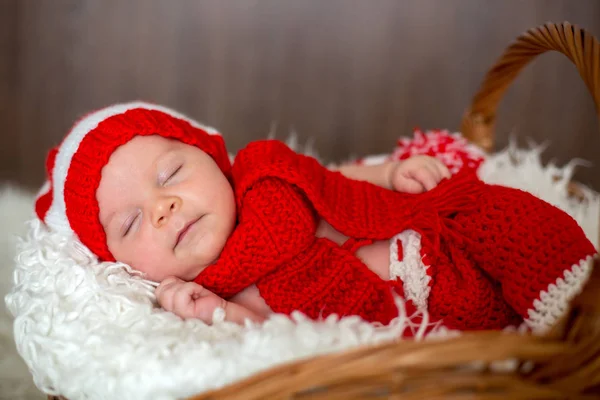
[0,0,19,183]
[1,0,599,189]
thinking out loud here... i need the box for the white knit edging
[525,255,594,334]
[389,230,431,310]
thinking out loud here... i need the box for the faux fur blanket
[2,137,598,400]
[0,186,43,400]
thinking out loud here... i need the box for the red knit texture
[195,140,596,330]
[35,147,58,221]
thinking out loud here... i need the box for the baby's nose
[152,196,181,228]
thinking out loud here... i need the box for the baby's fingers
[433,159,451,179]
[172,282,207,314]
[155,276,183,304]
[171,283,225,322]
[410,168,438,191]
[393,175,425,194]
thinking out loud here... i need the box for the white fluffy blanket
[2,141,599,400]
[0,186,43,400]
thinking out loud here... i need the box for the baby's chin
[177,223,230,277]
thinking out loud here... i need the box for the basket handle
[461,22,600,152]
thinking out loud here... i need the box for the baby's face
[96,135,236,282]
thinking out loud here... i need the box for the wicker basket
[49,22,600,400]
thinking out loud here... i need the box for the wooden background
[1,0,599,190]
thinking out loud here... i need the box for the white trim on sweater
[389,230,432,310]
[525,255,594,334]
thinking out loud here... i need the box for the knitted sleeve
[194,177,318,298]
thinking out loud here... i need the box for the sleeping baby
[36,102,596,334]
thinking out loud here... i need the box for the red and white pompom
[391,129,486,174]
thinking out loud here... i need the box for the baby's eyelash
[163,165,183,185]
[123,214,139,237]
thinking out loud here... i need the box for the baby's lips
[174,216,203,249]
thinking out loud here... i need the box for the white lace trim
[389,230,431,310]
[525,255,594,334]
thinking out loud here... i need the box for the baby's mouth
[174,216,203,249]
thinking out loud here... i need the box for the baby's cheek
[121,242,171,281]
[190,217,229,263]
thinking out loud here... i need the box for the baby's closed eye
[123,211,141,237]
[160,164,183,186]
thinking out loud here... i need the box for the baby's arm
[334,156,450,193]
[156,277,266,324]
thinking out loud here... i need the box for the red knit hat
[35,102,231,262]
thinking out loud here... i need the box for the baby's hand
[156,276,267,325]
[155,277,225,323]
[390,156,451,194]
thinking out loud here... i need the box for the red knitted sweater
[195,140,595,330]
